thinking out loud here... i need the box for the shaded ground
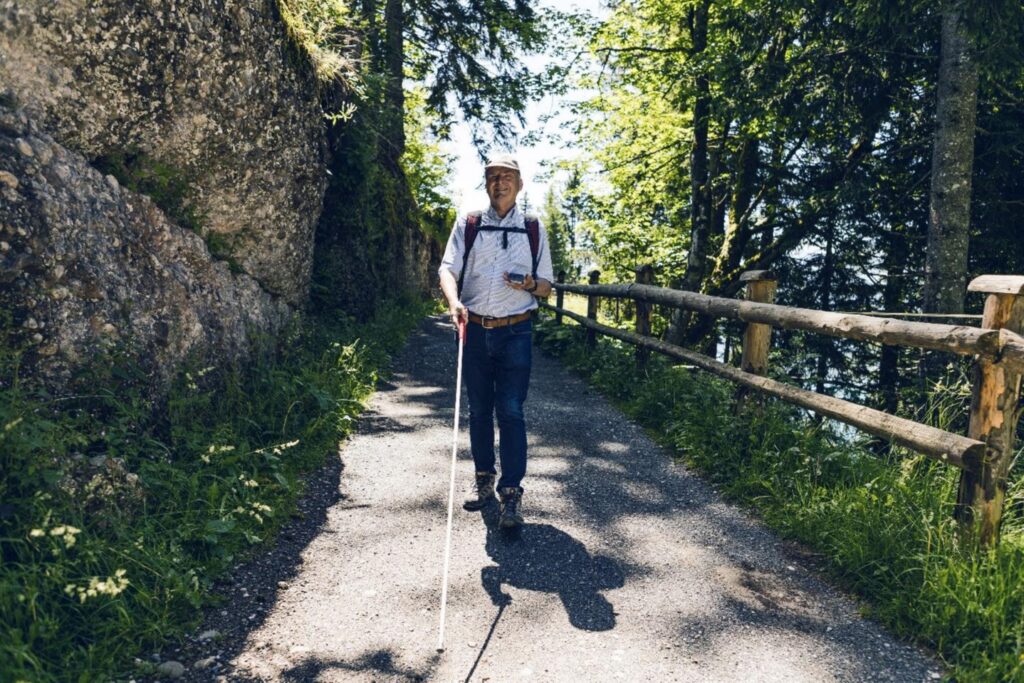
[160,315,943,682]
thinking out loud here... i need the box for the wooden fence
[541,268,1024,547]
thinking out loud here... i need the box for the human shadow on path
[280,648,436,682]
[479,504,625,631]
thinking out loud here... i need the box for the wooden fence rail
[553,281,1024,373]
[541,270,1024,546]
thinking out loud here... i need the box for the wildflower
[4,416,23,432]
[238,474,259,488]
[202,444,234,464]
[29,528,45,538]
[271,439,300,455]
[49,525,81,548]
[64,569,129,603]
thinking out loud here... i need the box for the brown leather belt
[468,311,532,329]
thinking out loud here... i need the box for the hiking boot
[498,486,524,528]
[463,472,497,511]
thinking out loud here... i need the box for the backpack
[457,211,541,295]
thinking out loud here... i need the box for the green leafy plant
[0,297,429,681]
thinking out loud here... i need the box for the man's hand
[503,272,533,291]
[503,272,551,297]
[438,269,468,326]
[449,301,468,327]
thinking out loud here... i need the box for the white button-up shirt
[439,204,555,317]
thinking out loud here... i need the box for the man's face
[485,167,523,214]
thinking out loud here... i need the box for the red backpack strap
[524,214,541,278]
[458,211,484,295]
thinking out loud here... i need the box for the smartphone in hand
[507,272,525,283]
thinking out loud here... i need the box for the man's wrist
[525,281,538,293]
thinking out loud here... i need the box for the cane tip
[436,647,445,654]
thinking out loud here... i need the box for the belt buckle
[481,315,499,329]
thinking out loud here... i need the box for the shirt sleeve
[439,214,466,279]
[535,218,555,283]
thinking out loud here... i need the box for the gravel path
[165,315,943,682]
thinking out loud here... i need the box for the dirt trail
[173,315,942,682]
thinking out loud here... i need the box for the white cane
[437,316,467,652]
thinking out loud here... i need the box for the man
[438,154,554,528]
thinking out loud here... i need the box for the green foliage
[310,32,451,321]
[312,89,427,319]
[540,184,578,281]
[92,151,204,232]
[556,0,1024,392]
[0,298,429,681]
[404,0,548,148]
[402,87,456,245]
[534,314,1024,682]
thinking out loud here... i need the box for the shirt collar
[485,203,519,224]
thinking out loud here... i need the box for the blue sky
[441,0,607,215]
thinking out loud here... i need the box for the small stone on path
[194,656,217,670]
[156,660,186,678]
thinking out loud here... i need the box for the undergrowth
[534,315,1024,683]
[0,296,429,681]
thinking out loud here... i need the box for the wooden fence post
[740,270,777,375]
[556,270,566,325]
[635,264,654,371]
[955,275,1024,545]
[736,270,777,408]
[586,269,601,349]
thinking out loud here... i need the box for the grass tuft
[276,0,358,86]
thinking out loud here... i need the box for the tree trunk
[878,230,909,413]
[923,5,977,316]
[383,0,405,162]
[814,222,835,396]
[361,0,380,68]
[714,136,760,281]
[684,0,711,292]
[668,0,711,346]
[708,122,729,241]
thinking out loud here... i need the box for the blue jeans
[463,318,532,490]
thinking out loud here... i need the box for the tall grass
[535,316,1024,683]
[0,298,429,681]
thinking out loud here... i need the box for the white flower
[49,525,81,548]
[64,569,129,603]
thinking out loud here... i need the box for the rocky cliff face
[0,0,438,393]
[0,103,294,388]
[0,0,326,305]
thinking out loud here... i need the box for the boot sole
[463,497,496,511]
